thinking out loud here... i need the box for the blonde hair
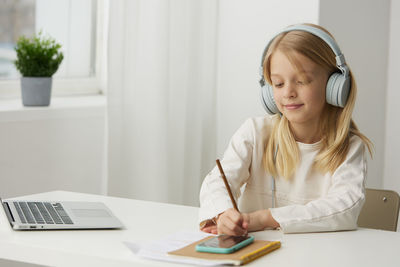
[263,24,373,179]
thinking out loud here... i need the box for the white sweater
[199,116,367,233]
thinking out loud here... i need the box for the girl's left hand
[200,220,218,234]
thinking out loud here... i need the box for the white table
[0,191,399,267]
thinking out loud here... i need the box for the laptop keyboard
[13,201,73,225]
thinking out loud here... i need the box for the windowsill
[0,95,106,122]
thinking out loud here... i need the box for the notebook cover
[168,236,281,265]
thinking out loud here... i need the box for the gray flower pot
[21,77,52,106]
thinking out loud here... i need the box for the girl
[199,23,372,235]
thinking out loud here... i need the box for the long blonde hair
[263,24,373,179]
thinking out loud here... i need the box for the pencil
[216,159,239,211]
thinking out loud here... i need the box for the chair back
[357,188,400,231]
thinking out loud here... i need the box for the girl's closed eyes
[273,79,311,88]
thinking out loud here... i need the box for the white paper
[124,230,227,266]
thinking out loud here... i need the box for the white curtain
[107,0,218,206]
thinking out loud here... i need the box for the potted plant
[14,31,64,106]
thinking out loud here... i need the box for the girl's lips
[284,104,303,110]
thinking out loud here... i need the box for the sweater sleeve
[270,136,367,233]
[198,118,255,226]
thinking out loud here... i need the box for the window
[0,0,107,98]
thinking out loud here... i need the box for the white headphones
[259,24,351,115]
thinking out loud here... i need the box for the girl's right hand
[216,208,249,236]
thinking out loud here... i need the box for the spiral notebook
[168,235,281,266]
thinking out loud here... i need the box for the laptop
[1,197,123,230]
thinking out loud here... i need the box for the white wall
[216,0,319,155]
[319,0,391,189]
[384,0,400,193]
[0,97,106,199]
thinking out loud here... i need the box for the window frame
[0,0,108,99]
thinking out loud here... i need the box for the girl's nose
[283,82,297,98]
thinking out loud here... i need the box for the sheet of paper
[124,230,225,266]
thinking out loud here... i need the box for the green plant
[14,31,64,77]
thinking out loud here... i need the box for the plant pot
[21,77,52,106]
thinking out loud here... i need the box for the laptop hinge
[2,200,15,223]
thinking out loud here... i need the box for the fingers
[201,225,217,233]
[218,222,247,236]
[217,208,248,236]
[242,213,250,230]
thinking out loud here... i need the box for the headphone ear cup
[261,84,279,115]
[326,73,350,108]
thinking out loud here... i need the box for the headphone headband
[259,24,349,87]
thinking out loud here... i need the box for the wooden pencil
[216,159,239,211]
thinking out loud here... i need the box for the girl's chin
[283,113,306,122]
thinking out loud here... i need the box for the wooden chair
[357,188,400,231]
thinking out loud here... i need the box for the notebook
[168,235,281,265]
[1,197,123,230]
